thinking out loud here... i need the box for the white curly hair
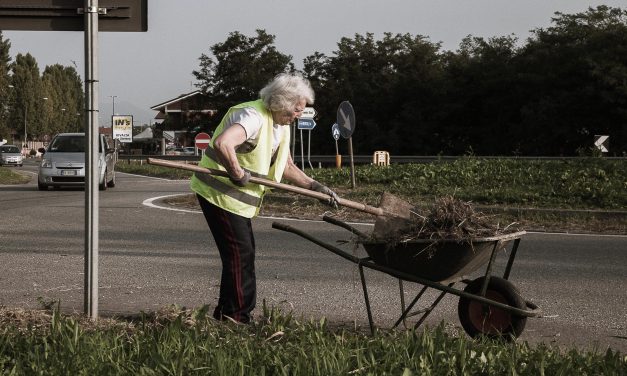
[259,73,315,112]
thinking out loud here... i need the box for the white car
[0,145,24,167]
[37,133,116,191]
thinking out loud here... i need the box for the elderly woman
[190,73,339,323]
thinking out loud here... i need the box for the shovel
[147,158,416,233]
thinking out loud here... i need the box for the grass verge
[0,166,30,184]
[1,304,625,375]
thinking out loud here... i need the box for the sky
[3,0,624,127]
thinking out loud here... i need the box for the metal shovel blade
[372,191,417,239]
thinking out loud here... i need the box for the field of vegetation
[2,304,625,375]
[118,156,627,234]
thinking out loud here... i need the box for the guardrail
[117,154,626,165]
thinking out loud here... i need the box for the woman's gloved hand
[310,180,340,209]
[229,169,251,187]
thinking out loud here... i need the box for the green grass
[117,157,627,210]
[307,157,627,210]
[0,166,30,184]
[1,304,625,375]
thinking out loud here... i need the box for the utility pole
[108,95,117,127]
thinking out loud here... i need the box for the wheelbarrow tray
[360,231,526,284]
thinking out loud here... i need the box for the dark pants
[197,194,256,323]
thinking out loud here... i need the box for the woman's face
[273,99,307,125]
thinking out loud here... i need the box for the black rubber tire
[99,169,108,191]
[37,181,48,191]
[106,170,116,188]
[458,276,527,340]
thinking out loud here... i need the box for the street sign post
[0,0,148,319]
[297,115,317,170]
[195,132,211,150]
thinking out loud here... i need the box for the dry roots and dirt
[378,195,520,243]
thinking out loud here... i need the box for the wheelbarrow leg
[503,238,522,280]
[480,240,503,297]
[413,283,454,330]
[393,284,429,329]
[358,261,375,336]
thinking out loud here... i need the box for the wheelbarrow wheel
[458,276,527,340]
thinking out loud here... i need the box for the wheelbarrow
[272,215,541,340]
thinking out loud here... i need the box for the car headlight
[41,159,52,168]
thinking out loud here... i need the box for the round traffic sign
[194,132,211,150]
[336,101,355,139]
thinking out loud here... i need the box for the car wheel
[106,170,116,188]
[458,276,527,340]
[38,181,48,191]
[99,169,107,191]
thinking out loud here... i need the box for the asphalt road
[1,160,626,353]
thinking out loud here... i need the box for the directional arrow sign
[297,118,316,130]
[594,135,609,153]
[337,101,355,139]
[300,107,317,119]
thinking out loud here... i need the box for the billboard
[112,115,133,143]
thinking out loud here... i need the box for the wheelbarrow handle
[322,215,370,239]
[148,158,393,217]
[272,222,361,264]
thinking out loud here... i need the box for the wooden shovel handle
[147,158,390,217]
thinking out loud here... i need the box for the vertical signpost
[0,0,148,319]
[297,107,317,170]
[337,101,356,188]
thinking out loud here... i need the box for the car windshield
[0,146,20,153]
[49,136,85,153]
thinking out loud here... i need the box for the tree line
[2,6,625,156]
[0,34,83,147]
[193,6,626,156]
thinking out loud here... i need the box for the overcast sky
[3,1,624,126]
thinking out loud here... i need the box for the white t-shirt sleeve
[226,107,263,140]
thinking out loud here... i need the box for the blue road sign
[297,118,316,130]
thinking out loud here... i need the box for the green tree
[515,6,627,155]
[9,53,45,145]
[41,64,84,134]
[304,32,444,155]
[0,32,11,141]
[193,29,294,122]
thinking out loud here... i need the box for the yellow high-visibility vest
[190,99,291,218]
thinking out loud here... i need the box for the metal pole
[23,104,27,150]
[84,0,100,319]
[299,128,305,171]
[307,129,313,169]
[348,137,356,188]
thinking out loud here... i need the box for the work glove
[310,180,340,209]
[229,169,251,187]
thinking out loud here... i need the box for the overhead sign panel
[0,0,148,31]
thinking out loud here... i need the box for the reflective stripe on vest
[192,172,261,207]
[203,146,270,180]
